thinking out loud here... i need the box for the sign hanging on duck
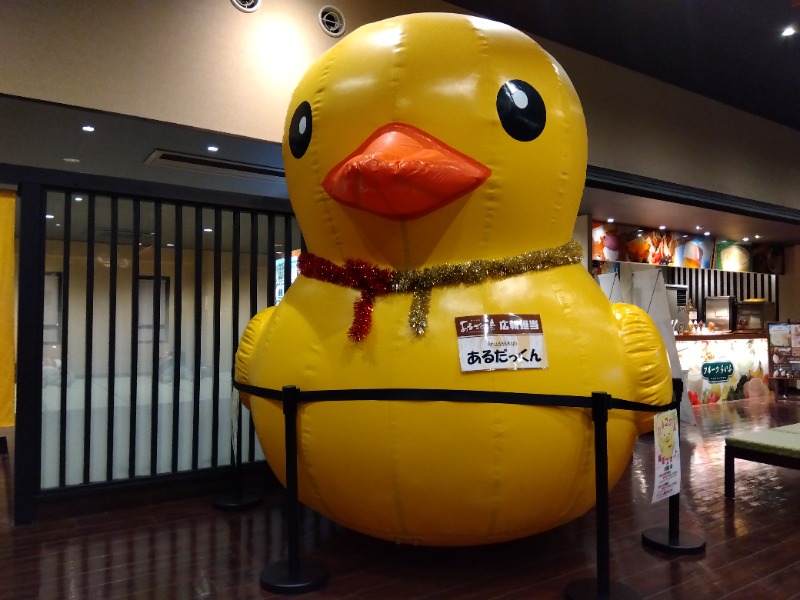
[455,313,548,372]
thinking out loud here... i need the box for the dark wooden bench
[725,423,800,499]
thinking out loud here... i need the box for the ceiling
[448,1,800,133]
[1,1,799,246]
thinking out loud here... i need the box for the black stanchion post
[260,385,329,594]
[641,378,705,554]
[594,392,611,596]
[213,388,263,511]
[566,392,640,600]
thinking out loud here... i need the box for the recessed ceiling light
[782,26,796,37]
[742,237,749,242]
[82,125,95,132]
[658,225,666,230]
[695,225,703,230]
[207,145,219,152]
[63,157,80,163]
[74,196,83,202]
[606,218,614,223]
[45,214,55,219]
[203,228,213,233]
[755,234,762,239]
[703,231,711,236]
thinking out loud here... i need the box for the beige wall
[1,0,799,211]
[780,246,800,322]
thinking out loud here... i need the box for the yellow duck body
[236,13,672,546]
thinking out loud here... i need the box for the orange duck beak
[322,123,490,220]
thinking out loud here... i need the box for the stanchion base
[260,558,329,594]
[212,490,263,511]
[641,527,706,554]
[565,578,641,600]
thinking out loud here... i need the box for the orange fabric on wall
[0,189,16,427]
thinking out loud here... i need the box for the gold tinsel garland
[393,239,584,335]
[299,239,584,339]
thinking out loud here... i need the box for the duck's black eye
[288,101,313,159]
[496,80,546,142]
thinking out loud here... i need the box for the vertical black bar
[283,386,301,577]
[591,392,611,596]
[192,208,203,470]
[775,276,780,317]
[248,212,261,464]
[283,216,293,298]
[249,212,259,317]
[106,197,118,481]
[150,205,162,476]
[59,193,72,488]
[129,202,141,478]
[211,209,222,468]
[171,206,183,473]
[668,378,682,542]
[232,212,242,468]
[83,194,95,484]
[14,183,47,524]
[267,214,276,308]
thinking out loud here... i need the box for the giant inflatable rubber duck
[236,12,672,546]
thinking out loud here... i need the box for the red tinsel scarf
[297,252,395,342]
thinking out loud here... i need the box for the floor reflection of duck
[236,12,672,546]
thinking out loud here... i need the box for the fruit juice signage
[701,361,734,383]
[455,314,547,373]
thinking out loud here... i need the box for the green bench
[725,423,800,499]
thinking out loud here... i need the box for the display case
[737,300,776,332]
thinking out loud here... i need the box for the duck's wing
[613,302,673,432]
[235,306,277,409]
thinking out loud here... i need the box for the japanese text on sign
[455,314,548,373]
[701,361,734,383]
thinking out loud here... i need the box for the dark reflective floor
[3,395,800,599]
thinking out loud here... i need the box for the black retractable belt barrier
[564,392,641,600]
[259,386,329,594]
[233,381,696,597]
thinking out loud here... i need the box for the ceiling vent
[145,150,285,180]
[230,0,260,12]
[319,5,346,37]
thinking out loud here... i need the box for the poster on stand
[652,409,681,503]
